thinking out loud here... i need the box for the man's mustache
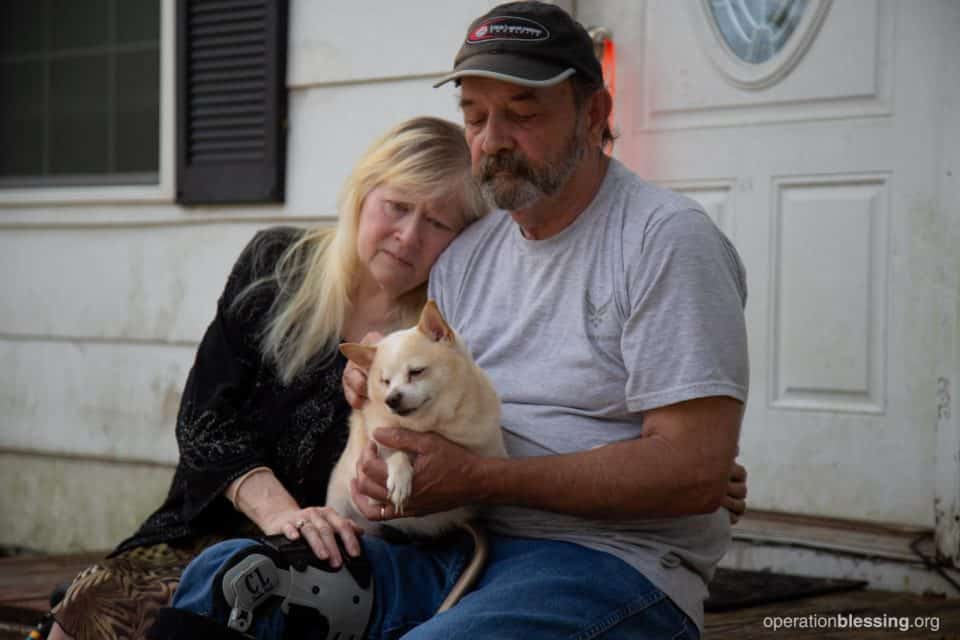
[479,151,535,183]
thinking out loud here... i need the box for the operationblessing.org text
[763,613,941,633]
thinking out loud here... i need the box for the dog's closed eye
[408,367,427,381]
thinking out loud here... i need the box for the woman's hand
[723,461,748,524]
[262,506,364,568]
[343,332,383,409]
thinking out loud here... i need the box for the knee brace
[149,534,374,640]
[217,534,373,639]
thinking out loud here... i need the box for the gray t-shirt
[427,158,748,632]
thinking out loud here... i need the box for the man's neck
[511,151,611,241]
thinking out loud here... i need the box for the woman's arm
[228,467,363,567]
[172,233,281,523]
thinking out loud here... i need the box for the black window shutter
[177,0,288,204]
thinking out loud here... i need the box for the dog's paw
[386,464,413,516]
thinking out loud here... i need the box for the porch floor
[1,551,958,639]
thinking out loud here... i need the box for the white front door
[578,0,959,560]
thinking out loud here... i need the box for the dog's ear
[340,343,377,370]
[417,300,453,343]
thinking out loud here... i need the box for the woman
[47,116,488,640]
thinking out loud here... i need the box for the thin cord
[910,532,960,595]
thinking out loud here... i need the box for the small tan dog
[326,301,507,539]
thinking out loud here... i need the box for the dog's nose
[385,391,404,411]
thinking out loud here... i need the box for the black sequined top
[113,226,351,555]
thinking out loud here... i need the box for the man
[160,3,748,639]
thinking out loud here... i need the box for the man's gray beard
[480,175,542,211]
[480,126,587,211]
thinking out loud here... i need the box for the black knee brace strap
[148,607,252,640]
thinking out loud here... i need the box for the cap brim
[433,53,576,88]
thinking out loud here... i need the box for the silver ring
[380,505,386,520]
[295,518,307,530]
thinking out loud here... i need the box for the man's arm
[351,395,742,521]
[481,395,743,518]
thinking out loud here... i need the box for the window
[707,0,809,64]
[697,0,831,90]
[0,0,161,187]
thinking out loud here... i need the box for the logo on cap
[467,17,550,43]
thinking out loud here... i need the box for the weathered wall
[0,0,501,553]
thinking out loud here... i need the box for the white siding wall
[0,0,501,553]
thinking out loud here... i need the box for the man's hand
[723,461,748,524]
[349,428,482,521]
[342,332,382,409]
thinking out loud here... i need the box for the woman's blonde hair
[256,117,486,384]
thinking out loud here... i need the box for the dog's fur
[326,301,507,538]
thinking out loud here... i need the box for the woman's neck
[343,272,406,342]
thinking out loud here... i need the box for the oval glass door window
[709,0,809,63]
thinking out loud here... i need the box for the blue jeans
[173,534,699,640]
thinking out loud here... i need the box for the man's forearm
[474,397,742,520]
[475,438,721,519]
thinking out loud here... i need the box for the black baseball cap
[433,1,602,88]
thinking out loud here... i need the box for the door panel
[579,0,956,528]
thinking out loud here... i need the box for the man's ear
[417,300,453,343]
[340,343,377,370]
[587,87,613,148]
